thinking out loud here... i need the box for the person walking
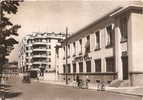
[76,75,80,88]
[72,79,77,88]
[85,75,89,89]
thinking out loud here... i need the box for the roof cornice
[63,4,143,44]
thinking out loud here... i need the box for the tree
[0,1,21,79]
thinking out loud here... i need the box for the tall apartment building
[18,32,65,78]
[56,4,143,86]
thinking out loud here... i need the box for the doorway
[122,56,128,80]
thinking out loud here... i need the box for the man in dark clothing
[40,67,45,76]
[76,75,80,87]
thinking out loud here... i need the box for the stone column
[115,20,123,80]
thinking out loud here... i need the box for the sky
[8,0,142,62]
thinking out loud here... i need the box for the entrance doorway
[122,56,128,80]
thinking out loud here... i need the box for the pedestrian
[76,75,80,88]
[85,76,89,89]
[72,79,77,88]
[96,80,100,91]
[100,81,105,91]
[37,70,40,80]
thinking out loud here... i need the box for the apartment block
[18,32,65,79]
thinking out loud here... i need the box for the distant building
[57,4,143,86]
[18,32,65,79]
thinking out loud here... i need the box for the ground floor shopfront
[58,53,130,87]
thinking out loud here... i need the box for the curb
[106,90,143,97]
[37,80,143,98]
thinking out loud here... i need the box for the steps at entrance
[109,80,130,87]
[109,80,124,87]
[120,80,130,87]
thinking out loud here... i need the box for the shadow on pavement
[0,91,22,99]
[0,84,12,88]
[5,91,22,98]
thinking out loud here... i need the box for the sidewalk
[38,79,143,97]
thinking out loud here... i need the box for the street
[2,75,141,100]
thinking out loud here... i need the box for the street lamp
[65,27,68,84]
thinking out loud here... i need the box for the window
[27,39,32,44]
[95,31,100,50]
[67,64,71,73]
[67,45,70,57]
[79,62,83,73]
[39,39,42,42]
[95,59,101,72]
[63,64,66,73]
[120,17,128,42]
[73,63,76,73]
[47,45,51,49]
[63,47,65,59]
[73,42,76,56]
[47,51,51,55]
[58,39,62,42]
[106,57,115,72]
[63,64,71,73]
[26,47,28,50]
[106,25,113,47]
[85,35,90,53]
[26,59,28,62]
[86,61,91,72]
[48,65,51,68]
[79,39,82,55]
[63,47,65,51]
[46,38,51,43]
[26,53,28,56]
[48,58,51,62]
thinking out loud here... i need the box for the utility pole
[65,27,68,84]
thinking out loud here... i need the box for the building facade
[18,32,65,79]
[57,4,143,86]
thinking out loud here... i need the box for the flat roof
[62,4,143,44]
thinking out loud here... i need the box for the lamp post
[65,27,68,84]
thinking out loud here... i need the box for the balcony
[26,62,32,65]
[32,42,47,45]
[32,55,47,58]
[33,48,47,51]
[32,61,47,65]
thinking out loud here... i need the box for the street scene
[1,75,141,100]
[0,0,143,100]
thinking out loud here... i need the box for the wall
[129,12,143,86]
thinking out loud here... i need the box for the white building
[18,32,65,80]
[57,4,143,86]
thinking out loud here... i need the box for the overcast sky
[8,0,141,62]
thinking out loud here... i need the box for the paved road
[3,75,141,100]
